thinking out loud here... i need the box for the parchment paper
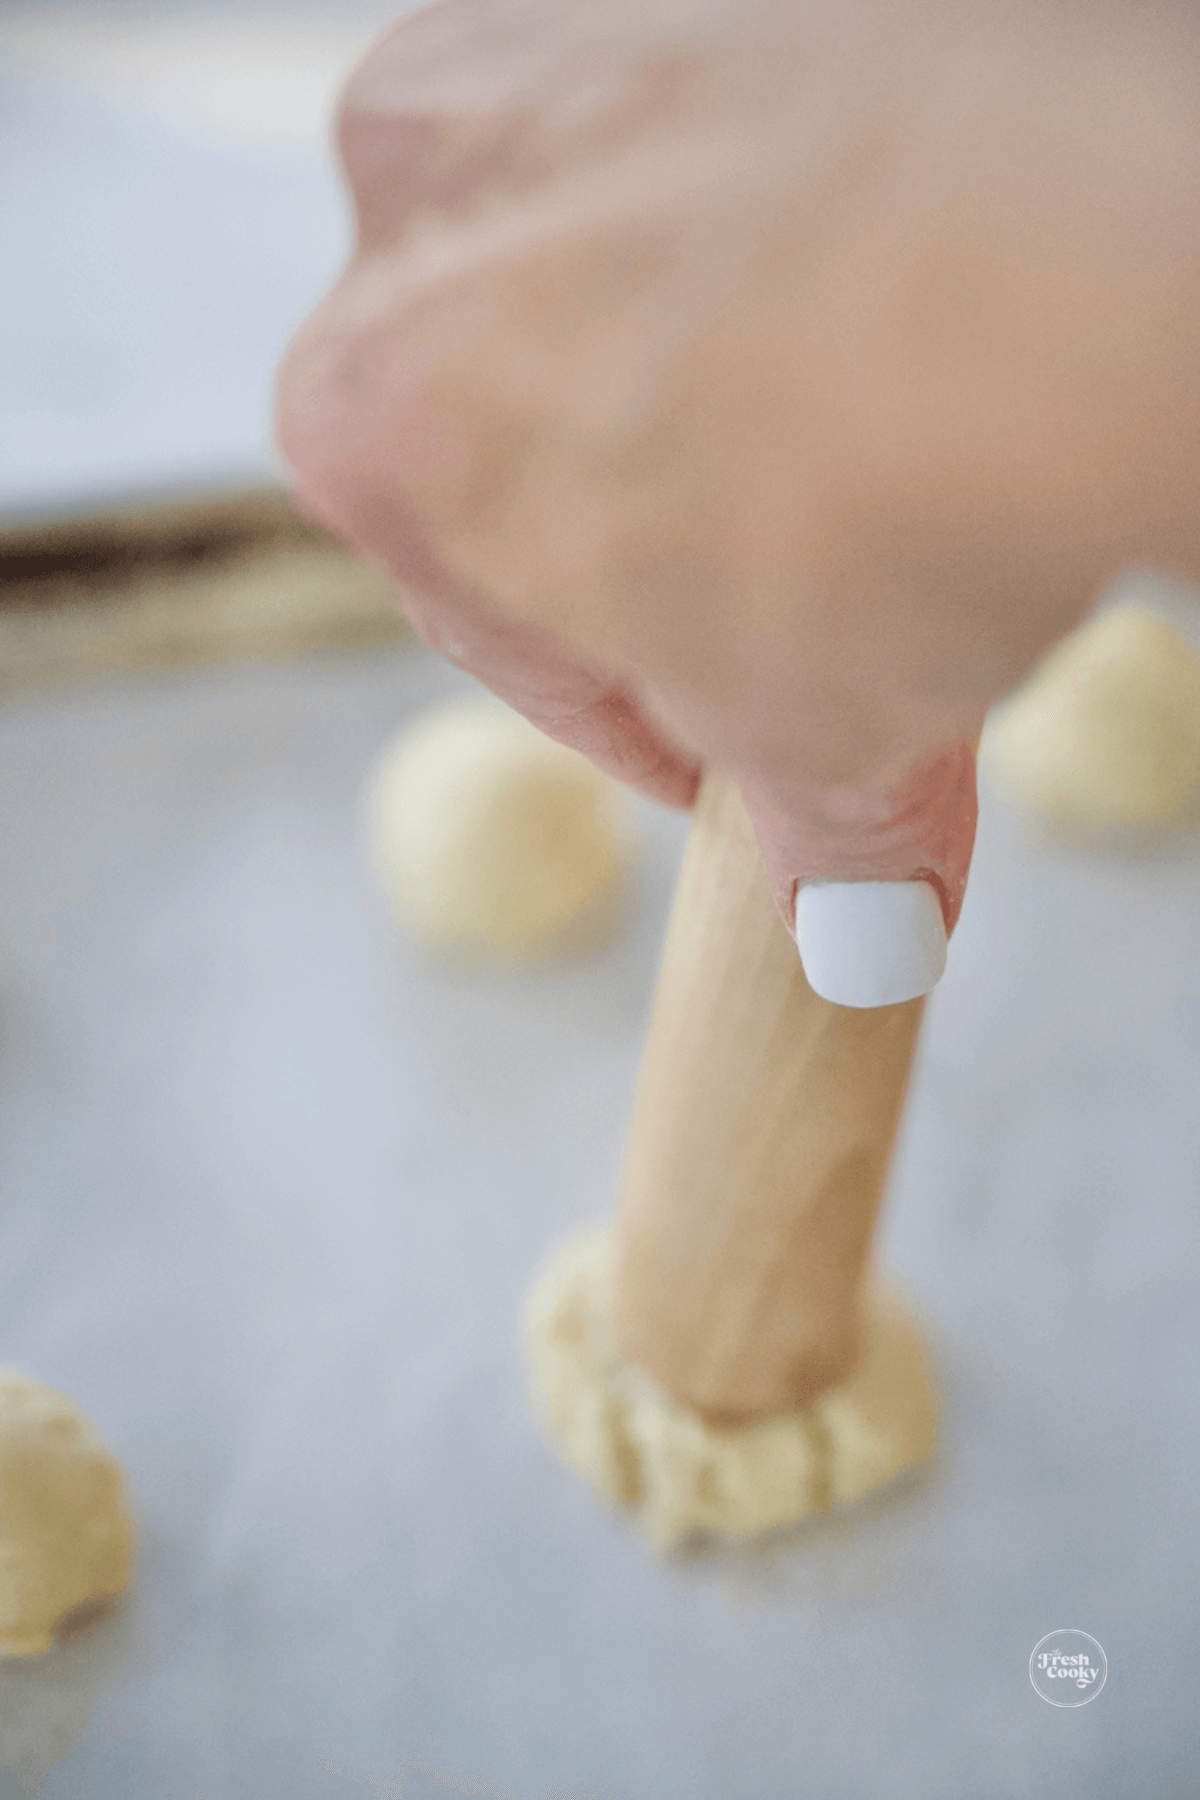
[1,639,1198,1798]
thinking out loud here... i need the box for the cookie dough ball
[0,1370,134,1659]
[367,697,633,959]
[522,1229,936,1550]
[980,604,1200,841]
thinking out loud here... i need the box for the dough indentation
[522,1229,936,1550]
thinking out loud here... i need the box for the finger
[277,361,701,812]
[403,588,702,809]
[738,735,979,1008]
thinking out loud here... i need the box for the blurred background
[1,0,399,516]
[2,3,1200,1797]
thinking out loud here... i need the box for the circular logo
[1029,1630,1107,1706]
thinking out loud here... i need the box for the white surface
[794,878,947,1008]
[0,1,406,521]
[1,643,1198,1795]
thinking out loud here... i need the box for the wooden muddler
[613,774,925,1422]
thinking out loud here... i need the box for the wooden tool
[613,774,925,1422]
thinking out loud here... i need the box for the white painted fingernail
[793,880,947,1008]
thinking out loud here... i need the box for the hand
[277,0,1200,1003]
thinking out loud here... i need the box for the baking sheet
[1,641,1199,1797]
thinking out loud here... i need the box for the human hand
[277,0,1200,1004]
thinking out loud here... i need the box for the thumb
[738,737,979,1009]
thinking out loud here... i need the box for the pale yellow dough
[522,1229,937,1551]
[367,697,633,958]
[980,604,1200,840]
[0,1369,134,1659]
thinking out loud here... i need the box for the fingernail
[793,880,947,1008]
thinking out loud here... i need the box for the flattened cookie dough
[522,1229,936,1550]
[0,1369,134,1658]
